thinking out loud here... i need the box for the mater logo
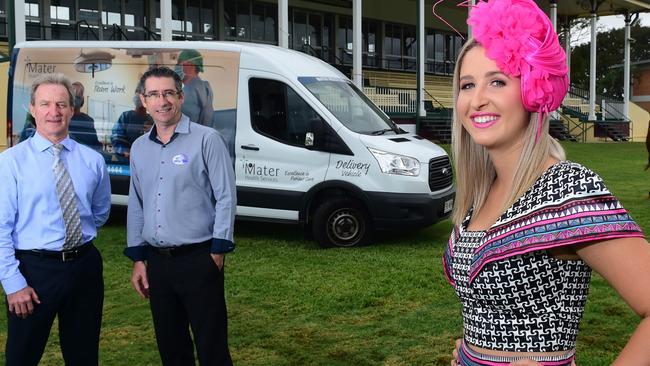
[25,57,57,76]
[242,161,279,182]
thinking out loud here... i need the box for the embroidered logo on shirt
[172,154,189,165]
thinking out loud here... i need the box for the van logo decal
[285,170,314,182]
[243,162,279,182]
[441,168,450,176]
[335,159,370,177]
[26,62,57,75]
[172,154,189,165]
[94,80,127,94]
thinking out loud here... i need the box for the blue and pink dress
[443,161,645,365]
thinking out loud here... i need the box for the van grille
[429,156,453,192]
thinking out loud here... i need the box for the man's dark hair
[138,66,183,94]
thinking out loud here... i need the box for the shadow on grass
[105,205,453,251]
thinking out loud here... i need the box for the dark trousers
[147,244,232,366]
[5,244,104,366]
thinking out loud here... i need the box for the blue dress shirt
[125,115,236,261]
[0,132,111,294]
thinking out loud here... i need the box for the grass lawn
[1,142,648,365]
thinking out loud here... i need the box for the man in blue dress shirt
[0,74,111,365]
[124,66,236,366]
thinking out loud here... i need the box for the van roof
[14,41,347,81]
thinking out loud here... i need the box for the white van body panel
[234,68,330,220]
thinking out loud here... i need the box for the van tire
[312,198,371,248]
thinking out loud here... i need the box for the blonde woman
[442,0,650,365]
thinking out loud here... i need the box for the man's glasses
[142,90,181,100]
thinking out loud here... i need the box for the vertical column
[278,0,289,48]
[334,15,340,62]
[564,17,571,83]
[352,0,362,88]
[14,0,26,43]
[623,13,632,120]
[148,0,157,36]
[98,0,104,40]
[43,0,52,39]
[218,0,225,40]
[549,0,557,30]
[417,0,425,117]
[467,0,476,37]
[161,0,173,41]
[588,4,597,121]
[549,0,558,118]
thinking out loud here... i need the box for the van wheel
[313,198,371,248]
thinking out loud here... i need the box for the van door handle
[241,145,260,151]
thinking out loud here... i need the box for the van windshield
[299,77,401,135]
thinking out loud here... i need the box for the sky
[599,13,650,30]
[572,13,650,45]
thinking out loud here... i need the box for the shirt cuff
[123,245,149,262]
[211,238,235,254]
[1,272,29,295]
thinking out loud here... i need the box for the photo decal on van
[12,47,240,169]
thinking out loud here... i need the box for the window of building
[337,16,352,64]
[124,0,145,28]
[51,0,72,22]
[402,25,416,70]
[225,0,276,44]
[384,23,402,69]
[363,20,378,67]
[290,9,322,55]
[124,0,147,40]
[25,1,40,18]
[252,2,276,42]
[79,0,100,25]
[236,0,250,38]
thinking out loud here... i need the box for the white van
[7,41,454,248]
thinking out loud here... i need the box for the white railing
[364,86,417,114]
[601,100,627,121]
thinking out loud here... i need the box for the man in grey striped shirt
[124,66,236,366]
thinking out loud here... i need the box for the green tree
[570,19,650,99]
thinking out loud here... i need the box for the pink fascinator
[468,0,569,140]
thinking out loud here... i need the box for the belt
[150,241,211,258]
[16,242,94,262]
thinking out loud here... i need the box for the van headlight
[368,148,420,176]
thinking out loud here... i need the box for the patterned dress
[443,161,644,356]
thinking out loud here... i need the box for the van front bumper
[366,185,455,230]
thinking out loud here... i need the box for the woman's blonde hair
[450,39,566,225]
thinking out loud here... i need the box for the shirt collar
[148,114,191,144]
[31,131,76,153]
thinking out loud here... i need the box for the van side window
[249,78,324,146]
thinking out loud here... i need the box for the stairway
[419,108,452,143]
[549,119,578,142]
[595,121,630,142]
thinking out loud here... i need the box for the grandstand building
[0,0,648,143]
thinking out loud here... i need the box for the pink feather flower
[468,0,569,119]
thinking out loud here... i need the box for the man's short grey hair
[30,73,75,107]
